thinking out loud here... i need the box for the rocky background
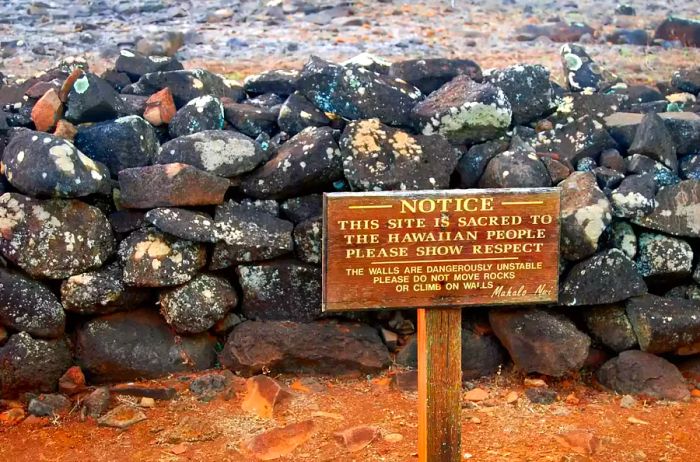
[1,0,700,422]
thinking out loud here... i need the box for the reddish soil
[1,370,699,461]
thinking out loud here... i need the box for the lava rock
[388,58,483,95]
[625,154,679,187]
[535,115,617,166]
[654,17,700,48]
[0,332,72,397]
[31,88,63,132]
[671,69,700,95]
[607,29,650,46]
[297,56,422,126]
[65,72,124,123]
[115,49,183,81]
[223,101,277,138]
[118,227,206,287]
[210,200,293,269]
[515,22,595,42]
[628,112,677,171]
[244,69,299,96]
[236,259,320,321]
[340,119,460,191]
[0,268,65,338]
[681,154,700,180]
[489,308,590,377]
[626,294,700,355]
[60,262,149,315]
[240,126,342,199]
[74,115,159,175]
[144,207,216,243]
[118,163,230,208]
[277,91,330,136]
[294,216,322,264]
[541,156,572,184]
[160,274,237,334]
[561,44,617,92]
[220,320,390,375]
[611,174,657,219]
[455,138,509,188]
[143,87,177,126]
[280,194,323,224]
[608,220,637,258]
[635,233,693,279]
[485,64,556,124]
[593,166,624,191]
[3,130,110,198]
[560,249,647,305]
[597,350,689,401]
[157,130,265,178]
[634,180,700,237]
[169,95,225,138]
[75,309,217,383]
[582,304,638,352]
[560,172,612,261]
[411,76,511,144]
[479,146,550,188]
[124,69,244,108]
[0,193,115,279]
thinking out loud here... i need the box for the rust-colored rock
[58,366,86,396]
[143,88,177,126]
[241,375,290,419]
[241,420,315,460]
[556,430,601,455]
[53,119,78,141]
[59,68,83,103]
[31,88,63,132]
[464,387,489,402]
[0,408,25,426]
[97,404,147,429]
[334,425,380,452]
[118,163,230,209]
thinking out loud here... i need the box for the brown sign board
[322,188,561,311]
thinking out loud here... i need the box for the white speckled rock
[634,180,700,237]
[635,232,693,279]
[626,294,700,355]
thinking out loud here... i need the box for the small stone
[636,233,693,279]
[583,304,638,353]
[293,216,322,264]
[65,72,124,123]
[240,420,315,460]
[139,397,155,408]
[392,370,418,392]
[611,174,657,219]
[525,388,558,405]
[479,145,551,189]
[0,408,25,425]
[28,394,71,417]
[277,91,330,136]
[557,430,601,455]
[334,425,380,452]
[485,64,556,125]
[388,58,482,95]
[58,366,86,396]
[222,100,277,138]
[53,119,78,141]
[83,387,111,418]
[384,433,404,443]
[189,372,232,397]
[505,391,519,404]
[561,44,618,92]
[524,378,548,388]
[115,49,183,81]
[241,375,290,419]
[110,384,177,401]
[118,163,230,208]
[97,404,147,429]
[143,87,177,126]
[629,112,677,171]
[620,394,637,409]
[464,388,489,402]
[144,207,216,243]
[31,88,63,132]
[244,69,299,96]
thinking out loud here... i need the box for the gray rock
[489,308,590,377]
[220,320,390,375]
[60,262,149,315]
[626,294,700,355]
[582,304,638,352]
[560,172,612,261]
[144,207,217,243]
[560,249,647,305]
[169,95,225,138]
[210,200,293,269]
[611,174,657,219]
[455,138,509,188]
[240,126,343,199]
[65,72,124,123]
[28,393,71,416]
[280,194,322,224]
[479,147,550,188]
[411,76,511,144]
[0,193,115,279]
[388,58,482,95]
[3,131,110,198]
[159,274,237,334]
[75,309,217,383]
[157,130,265,178]
[118,228,206,287]
[236,259,321,321]
[340,118,460,191]
[628,112,677,171]
[485,64,556,124]
[608,220,637,258]
[597,350,689,401]
[0,268,65,338]
[0,332,72,397]
[277,91,331,136]
[294,216,322,264]
[83,387,110,418]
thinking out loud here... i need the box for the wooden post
[417,308,462,462]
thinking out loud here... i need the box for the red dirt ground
[1,369,699,462]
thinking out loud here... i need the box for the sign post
[322,188,561,461]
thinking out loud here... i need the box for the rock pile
[0,45,699,403]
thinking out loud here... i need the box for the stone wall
[0,45,699,401]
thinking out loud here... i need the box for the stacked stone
[0,45,699,401]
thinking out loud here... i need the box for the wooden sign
[322,188,561,462]
[322,188,561,311]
